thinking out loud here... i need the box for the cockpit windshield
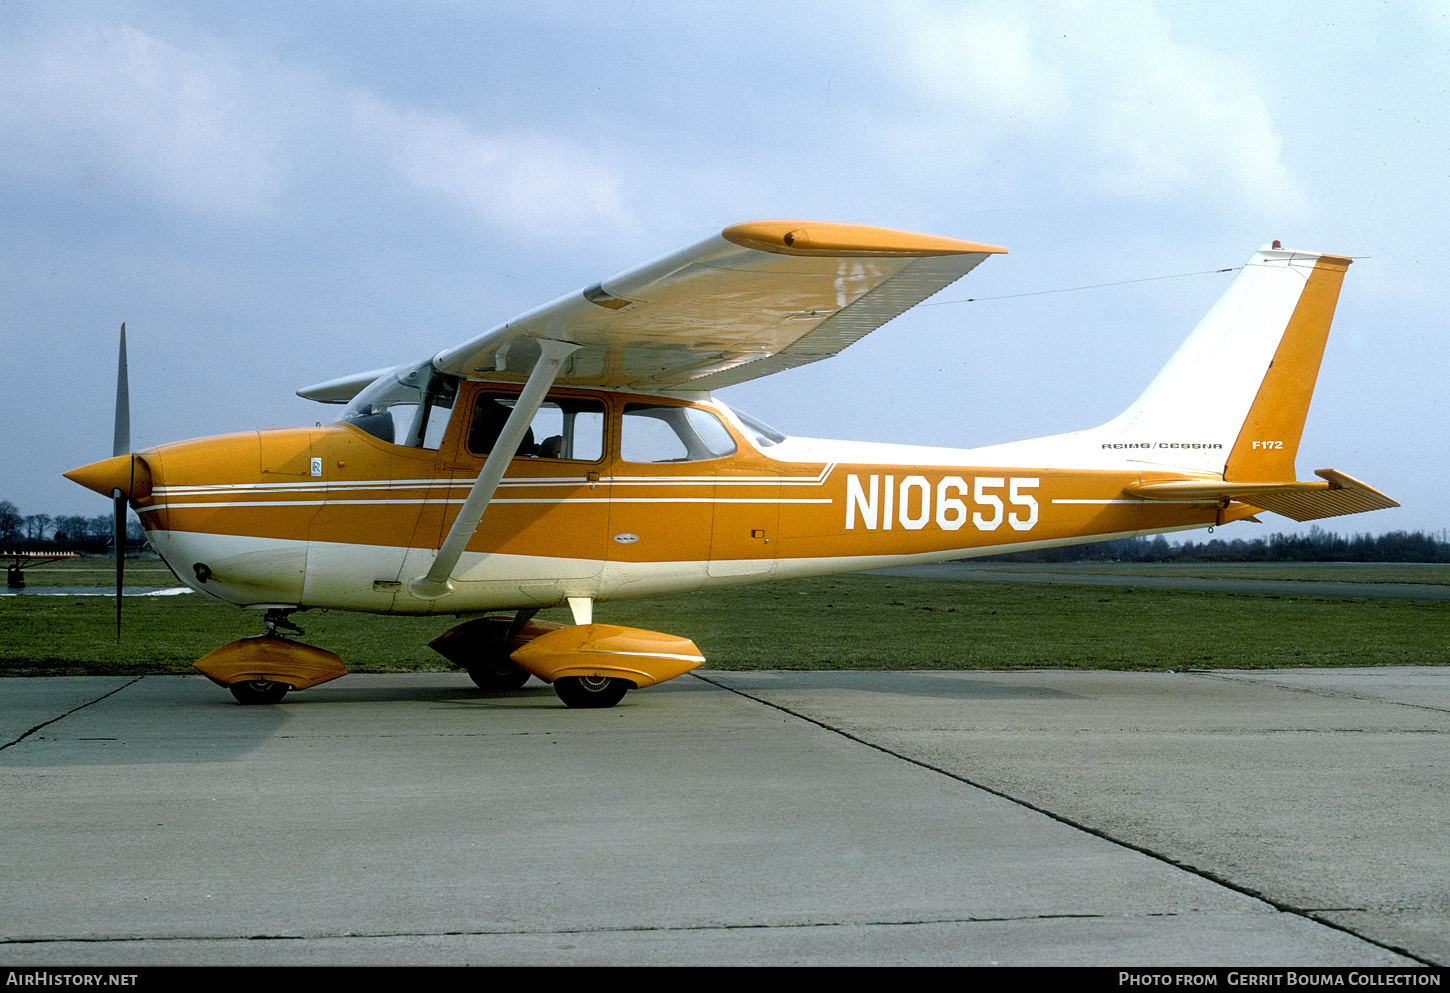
[337,361,458,449]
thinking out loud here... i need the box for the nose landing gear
[228,679,292,705]
[193,608,347,705]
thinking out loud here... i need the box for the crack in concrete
[7,912,1196,946]
[689,672,1440,967]
[1193,671,1450,715]
[0,677,144,752]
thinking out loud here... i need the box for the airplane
[64,220,1399,708]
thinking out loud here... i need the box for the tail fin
[1107,247,1399,521]
[1220,252,1351,481]
[1098,245,1351,477]
[963,244,1398,522]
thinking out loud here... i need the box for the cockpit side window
[467,393,605,462]
[621,404,737,463]
[337,362,458,449]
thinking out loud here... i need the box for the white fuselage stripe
[143,497,834,512]
[152,464,838,496]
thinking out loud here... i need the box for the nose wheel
[553,675,631,709]
[229,679,291,705]
[220,610,306,705]
[194,608,342,705]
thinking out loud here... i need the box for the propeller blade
[114,489,125,641]
[113,323,129,458]
[113,323,129,641]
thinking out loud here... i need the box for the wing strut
[408,338,581,600]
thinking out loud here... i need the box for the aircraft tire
[229,680,291,705]
[465,659,532,691]
[554,675,631,709]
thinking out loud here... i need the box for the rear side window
[621,404,737,463]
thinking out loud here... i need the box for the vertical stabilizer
[1091,246,1351,476]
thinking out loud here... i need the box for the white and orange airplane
[65,220,1397,707]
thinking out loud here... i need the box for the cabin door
[420,386,611,590]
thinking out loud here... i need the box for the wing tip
[723,220,1007,258]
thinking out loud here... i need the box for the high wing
[430,220,1005,392]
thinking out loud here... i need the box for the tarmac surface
[1,667,1445,967]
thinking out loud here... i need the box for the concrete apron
[0,669,1441,966]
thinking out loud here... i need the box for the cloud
[0,23,292,217]
[893,0,1303,213]
[0,20,638,238]
[350,94,637,237]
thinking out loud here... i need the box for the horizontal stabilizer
[1125,469,1399,522]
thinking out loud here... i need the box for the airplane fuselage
[127,381,1241,615]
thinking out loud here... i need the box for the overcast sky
[4,0,1445,539]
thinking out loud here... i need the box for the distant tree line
[0,501,145,553]
[982,526,1450,564]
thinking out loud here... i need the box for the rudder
[1222,253,1351,481]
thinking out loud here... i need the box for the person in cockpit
[468,398,536,457]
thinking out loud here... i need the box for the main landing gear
[465,656,532,692]
[552,675,631,709]
[428,610,544,693]
[428,611,644,708]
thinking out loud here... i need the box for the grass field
[4,559,1448,676]
[967,562,1450,585]
[4,559,179,587]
